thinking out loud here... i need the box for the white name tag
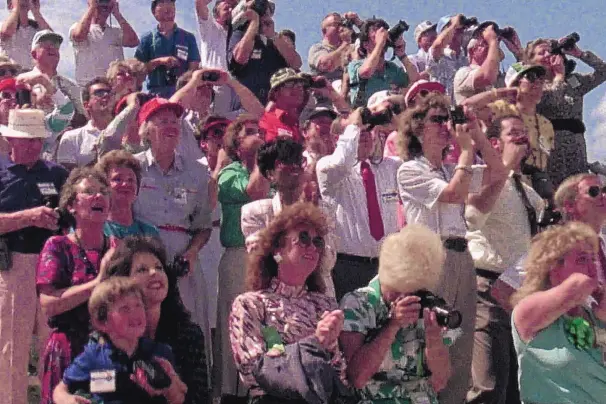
[173,187,187,205]
[176,45,188,61]
[37,182,58,196]
[90,370,116,393]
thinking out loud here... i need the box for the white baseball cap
[414,21,437,44]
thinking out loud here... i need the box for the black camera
[309,76,328,89]
[201,71,221,82]
[170,255,189,277]
[164,68,178,87]
[361,103,403,127]
[387,20,410,46]
[450,106,467,125]
[521,163,555,200]
[460,16,478,29]
[538,203,562,228]
[250,0,269,17]
[16,88,31,107]
[415,290,462,329]
[133,359,172,390]
[551,32,580,55]
[497,26,516,42]
[341,18,356,30]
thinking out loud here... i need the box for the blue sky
[2,0,606,159]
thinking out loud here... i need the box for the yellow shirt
[488,100,554,170]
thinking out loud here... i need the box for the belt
[158,224,190,234]
[550,118,586,134]
[442,237,468,252]
[475,267,500,281]
[337,253,379,265]
[212,219,221,228]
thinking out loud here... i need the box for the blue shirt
[135,24,201,98]
[104,219,160,240]
[0,159,68,253]
[63,333,175,404]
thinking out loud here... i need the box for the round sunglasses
[293,231,325,249]
[587,185,606,198]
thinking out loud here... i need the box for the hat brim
[508,65,547,87]
[203,119,231,134]
[405,82,446,106]
[32,33,63,50]
[0,125,48,139]
[269,77,308,99]
[306,109,337,122]
[416,24,437,42]
[145,103,184,123]
[471,21,496,39]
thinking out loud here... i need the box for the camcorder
[386,20,409,47]
[474,22,516,42]
[170,255,190,277]
[551,32,580,55]
[133,359,172,390]
[231,0,275,31]
[164,68,178,87]
[201,71,221,82]
[459,16,478,29]
[450,106,467,125]
[361,103,403,127]
[299,73,328,89]
[415,290,462,329]
[43,198,74,230]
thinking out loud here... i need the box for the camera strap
[511,174,538,236]
[352,78,368,108]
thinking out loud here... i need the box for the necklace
[72,232,107,276]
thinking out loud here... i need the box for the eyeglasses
[79,188,111,196]
[115,70,133,78]
[0,91,16,101]
[209,128,225,138]
[281,81,305,90]
[294,231,325,249]
[587,185,606,198]
[243,128,265,137]
[521,71,543,83]
[427,115,450,125]
[91,88,111,98]
[0,68,17,77]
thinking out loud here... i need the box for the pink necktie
[361,161,385,241]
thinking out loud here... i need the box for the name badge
[567,75,581,89]
[90,369,116,393]
[176,45,188,61]
[37,182,58,197]
[251,49,262,60]
[173,187,187,205]
[140,177,157,190]
[381,190,399,203]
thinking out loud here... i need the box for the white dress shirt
[397,156,483,238]
[465,172,543,273]
[56,121,101,167]
[316,125,401,258]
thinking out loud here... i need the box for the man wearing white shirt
[316,108,401,300]
[409,20,436,78]
[69,0,139,87]
[56,77,113,169]
[465,116,542,404]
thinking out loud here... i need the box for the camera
[169,255,189,277]
[250,0,269,17]
[551,32,580,55]
[497,26,516,42]
[164,68,178,87]
[361,103,403,127]
[309,76,327,89]
[459,16,478,29]
[387,20,410,46]
[538,203,562,228]
[450,106,467,125]
[15,88,31,107]
[202,71,221,82]
[415,290,462,329]
[521,163,555,200]
[133,359,172,390]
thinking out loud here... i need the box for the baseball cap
[367,90,399,109]
[300,107,337,124]
[414,21,437,44]
[31,30,63,51]
[202,117,232,134]
[405,80,446,107]
[504,63,546,88]
[0,78,17,93]
[137,98,184,125]
[436,15,454,34]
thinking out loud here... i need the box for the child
[52,277,185,403]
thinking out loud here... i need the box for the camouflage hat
[268,68,307,100]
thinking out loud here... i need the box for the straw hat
[0,109,48,139]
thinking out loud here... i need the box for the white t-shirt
[0,24,37,69]
[197,14,228,70]
[56,121,101,167]
[69,23,124,86]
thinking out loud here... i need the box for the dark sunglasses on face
[428,115,450,125]
[116,70,133,78]
[210,128,225,138]
[296,231,325,249]
[587,185,606,198]
[0,68,17,77]
[91,88,111,98]
[521,71,543,83]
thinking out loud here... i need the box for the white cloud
[0,0,199,78]
[587,92,606,163]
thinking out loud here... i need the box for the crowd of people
[1,0,606,403]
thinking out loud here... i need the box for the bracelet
[454,165,473,175]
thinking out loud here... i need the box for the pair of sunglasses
[428,115,450,125]
[521,71,543,83]
[0,68,18,77]
[295,231,325,249]
[91,88,111,98]
[587,185,606,198]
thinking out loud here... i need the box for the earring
[273,253,282,263]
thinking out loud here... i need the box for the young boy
[52,277,184,403]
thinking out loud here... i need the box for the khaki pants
[0,252,49,404]
[437,248,476,404]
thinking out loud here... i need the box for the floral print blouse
[229,278,346,396]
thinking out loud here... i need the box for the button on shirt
[259,107,301,143]
[465,172,543,273]
[56,121,102,167]
[397,156,483,238]
[426,48,468,102]
[316,125,401,258]
[0,159,68,253]
[69,23,125,87]
[133,150,212,233]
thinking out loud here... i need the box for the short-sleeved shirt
[135,24,201,98]
[133,150,212,233]
[340,276,439,404]
[197,14,228,70]
[409,48,430,74]
[426,48,468,102]
[63,333,174,404]
[0,159,68,253]
[347,59,408,107]
[56,121,102,167]
[259,107,301,143]
[227,32,287,105]
[217,161,251,248]
[488,99,554,170]
[453,65,494,104]
[308,41,344,83]
[103,219,159,242]
[69,23,124,87]
[0,23,38,69]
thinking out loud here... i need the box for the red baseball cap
[137,97,184,126]
[404,80,446,107]
[0,78,17,93]
[202,117,232,134]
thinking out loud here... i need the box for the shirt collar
[271,107,299,125]
[6,159,46,172]
[270,277,306,298]
[272,193,282,214]
[144,149,184,172]
[154,23,178,36]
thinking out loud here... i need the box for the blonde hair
[554,173,596,221]
[511,222,599,307]
[378,224,445,294]
[89,277,144,325]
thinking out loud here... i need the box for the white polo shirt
[69,23,124,87]
[56,121,101,167]
[0,24,37,69]
[397,156,483,238]
[316,125,401,258]
[197,14,228,70]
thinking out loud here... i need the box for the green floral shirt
[340,276,438,404]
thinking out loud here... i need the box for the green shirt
[512,309,606,403]
[340,276,438,404]
[218,161,250,248]
[347,59,409,107]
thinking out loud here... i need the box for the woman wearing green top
[213,113,270,399]
[512,222,606,404]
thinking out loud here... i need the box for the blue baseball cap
[436,15,454,33]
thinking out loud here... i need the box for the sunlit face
[271,158,303,191]
[237,122,264,157]
[112,68,136,94]
[129,252,169,306]
[6,137,43,166]
[70,178,111,225]
[517,72,544,102]
[494,117,529,156]
[531,43,552,68]
[275,80,306,110]
[322,15,342,40]
[276,225,324,281]
[147,108,180,155]
[418,29,437,50]
[153,0,176,22]
[549,243,599,287]
[357,129,377,161]
[570,176,606,224]
[214,1,232,23]
[96,293,147,343]
[108,166,138,207]
[421,107,452,150]
[86,83,112,116]
[305,114,336,156]
[32,41,60,70]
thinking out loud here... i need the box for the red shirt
[259,107,302,143]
